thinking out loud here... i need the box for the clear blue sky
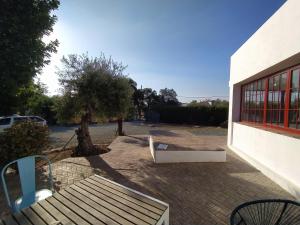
[40,0,286,102]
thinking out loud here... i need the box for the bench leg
[157,207,169,225]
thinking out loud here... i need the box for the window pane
[269,77,273,90]
[273,91,279,109]
[280,73,287,90]
[0,118,11,125]
[292,69,300,89]
[257,80,262,91]
[267,110,272,124]
[290,90,298,109]
[261,79,266,91]
[257,110,263,123]
[272,110,279,124]
[279,110,284,126]
[279,90,286,109]
[260,91,265,108]
[268,91,273,108]
[273,75,280,91]
[289,110,297,128]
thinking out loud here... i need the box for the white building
[228,0,300,199]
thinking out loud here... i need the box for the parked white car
[0,115,47,132]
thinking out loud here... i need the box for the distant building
[228,0,300,198]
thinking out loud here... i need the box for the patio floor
[0,133,294,224]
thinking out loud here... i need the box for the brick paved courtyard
[0,134,293,225]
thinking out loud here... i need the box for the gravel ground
[49,122,227,149]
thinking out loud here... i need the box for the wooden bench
[0,175,169,225]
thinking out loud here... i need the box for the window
[0,118,11,125]
[240,65,300,134]
[13,117,28,124]
[266,73,286,127]
[289,69,300,129]
[241,79,265,123]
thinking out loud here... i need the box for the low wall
[229,122,300,199]
[149,136,226,163]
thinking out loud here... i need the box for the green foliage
[159,88,179,105]
[16,81,58,124]
[57,53,133,153]
[105,76,133,119]
[0,121,49,166]
[54,94,81,124]
[57,53,132,121]
[0,0,59,115]
[149,105,228,126]
[187,99,229,108]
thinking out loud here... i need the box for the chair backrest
[1,155,53,212]
[230,199,300,225]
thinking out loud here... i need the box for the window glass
[30,116,43,122]
[240,69,300,130]
[290,91,298,109]
[273,75,280,91]
[269,77,273,90]
[13,117,28,123]
[267,110,271,123]
[289,110,297,128]
[0,118,11,125]
[279,110,284,126]
[280,73,287,90]
[292,69,300,89]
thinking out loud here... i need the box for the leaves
[57,53,133,122]
[0,121,49,166]
[0,0,59,115]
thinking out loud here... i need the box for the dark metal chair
[230,199,300,225]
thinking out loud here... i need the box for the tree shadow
[79,136,293,224]
[149,130,181,137]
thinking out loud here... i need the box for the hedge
[146,105,228,126]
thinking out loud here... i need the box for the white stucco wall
[231,123,300,198]
[230,0,300,86]
[228,0,300,198]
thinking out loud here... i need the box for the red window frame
[240,64,300,135]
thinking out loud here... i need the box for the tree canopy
[57,53,133,155]
[159,88,179,105]
[0,0,59,115]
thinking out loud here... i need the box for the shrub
[147,105,228,126]
[0,121,49,167]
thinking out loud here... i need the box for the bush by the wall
[0,121,49,166]
[147,105,228,126]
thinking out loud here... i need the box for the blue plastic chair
[1,155,53,213]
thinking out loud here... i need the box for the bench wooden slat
[38,200,74,225]
[13,212,33,225]
[47,197,90,225]
[84,178,164,215]
[22,208,47,225]
[65,186,150,225]
[53,193,107,225]
[0,175,168,225]
[31,203,62,225]
[2,215,19,225]
[58,190,121,225]
[76,182,160,220]
[70,183,159,224]
[91,176,167,211]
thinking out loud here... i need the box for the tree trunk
[117,117,124,136]
[74,111,96,156]
[137,107,142,120]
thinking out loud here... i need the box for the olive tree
[57,54,132,156]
